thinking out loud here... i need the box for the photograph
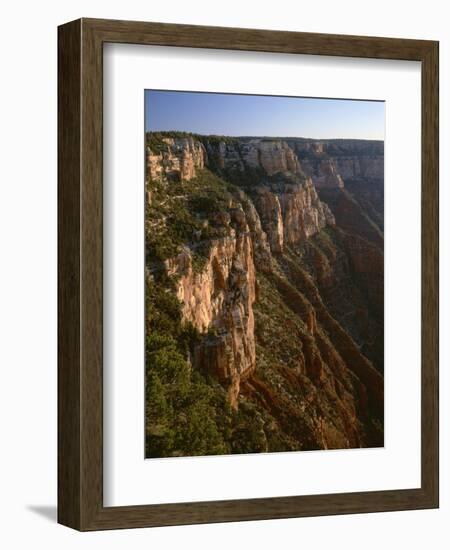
[145,90,385,459]
[3,4,438,540]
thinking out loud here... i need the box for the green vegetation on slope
[146,131,239,154]
[146,168,238,268]
[145,166,336,457]
[146,275,276,457]
[145,135,384,457]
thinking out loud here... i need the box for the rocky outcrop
[147,132,384,449]
[148,136,337,251]
[300,155,382,189]
[148,135,384,189]
[287,138,384,188]
[246,139,302,175]
[253,187,284,253]
[201,139,336,251]
[235,190,273,271]
[252,180,335,253]
[164,218,257,409]
[302,159,345,189]
[203,138,303,176]
[250,178,335,253]
[278,180,335,242]
[288,138,384,160]
[147,136,206,182]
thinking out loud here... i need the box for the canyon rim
[145,92,384,459]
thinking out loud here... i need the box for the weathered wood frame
[58,18,439,531]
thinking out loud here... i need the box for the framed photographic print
[58,18,439,530]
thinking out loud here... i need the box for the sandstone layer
[146,132,384,454]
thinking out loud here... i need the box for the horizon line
[146,130,384,142]
[145,130,384,143]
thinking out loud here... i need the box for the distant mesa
[145,130,384,457]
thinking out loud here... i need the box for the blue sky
[145,90,384,140]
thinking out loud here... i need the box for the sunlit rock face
[147,136,206,182]
[164,215,257,410]
[147,133,384,450]
[287,138,384,187]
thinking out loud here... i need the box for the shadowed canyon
[145,132,384,458]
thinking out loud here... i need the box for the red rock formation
[147,132,384,450]
[164,221,257,410]
[147,136,206,182]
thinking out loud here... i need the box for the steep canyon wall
[146,133,384,454]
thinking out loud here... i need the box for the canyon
[145,132,384,457]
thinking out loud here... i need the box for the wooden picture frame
[58,18,439,531]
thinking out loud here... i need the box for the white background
[104,44,421,506]
[0,0,448,548]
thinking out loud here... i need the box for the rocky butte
[145,132,384,457]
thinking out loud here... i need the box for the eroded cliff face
[146,132,384,453]
[287,139,383,189]
[252,180,335,251]
[203,138,336,251]
[203,138,303,175]
[147,136,206,182]
[246,139,302,175]
[253,187,284,252]
[148,136,336,252]
[147,137,337,358]
[164,215,257,409]
[288,139,385,233]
